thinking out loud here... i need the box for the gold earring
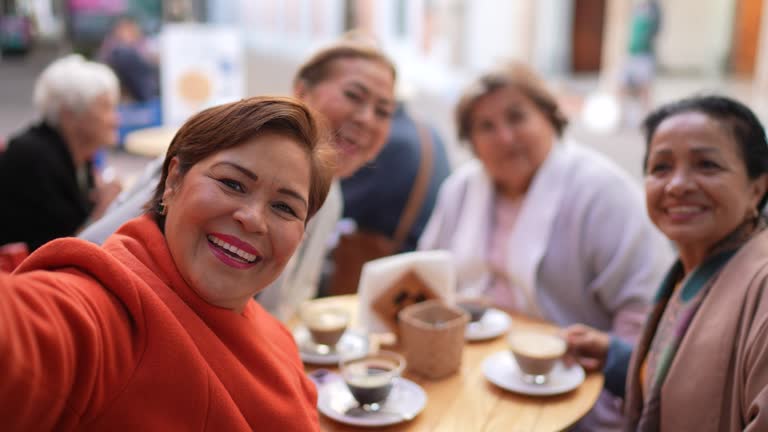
[159,200,168,216]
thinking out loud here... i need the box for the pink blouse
[486,194,526,312]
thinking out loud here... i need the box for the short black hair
[642,95,768,209]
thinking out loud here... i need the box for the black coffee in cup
[345,366,394,405]
[340,351,405,407]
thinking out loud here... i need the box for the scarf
[634,217,766,431]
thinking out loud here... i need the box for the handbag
[328,122,435,295]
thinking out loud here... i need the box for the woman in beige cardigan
[565,95,768,431]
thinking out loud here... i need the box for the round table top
[293,295,604,432]
[123,127,178,157]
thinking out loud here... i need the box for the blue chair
[117,98,163,149]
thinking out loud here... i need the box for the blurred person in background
[0,96,332,430]
[97,15,159,102]
[418,62,673,431]
[341,96,451,253]
[80,34,397,321]
[0,54,122,251]
[565,95,768,431]
[621,0,662,125]
[331,100,451,294]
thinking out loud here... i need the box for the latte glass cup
[299,302,350,351]
[507,331,567,385]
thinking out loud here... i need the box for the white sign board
[160,24,245,127]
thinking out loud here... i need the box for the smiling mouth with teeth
[207,235,261,264]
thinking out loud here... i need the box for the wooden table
[295,295,604,432]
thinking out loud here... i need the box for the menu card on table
[357,250,456,335]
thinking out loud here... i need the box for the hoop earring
[158,200,168,216]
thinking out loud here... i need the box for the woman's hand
[561,324,611,372]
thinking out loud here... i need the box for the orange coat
[0,215,318,431]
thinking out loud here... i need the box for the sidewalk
[0,43,62,138]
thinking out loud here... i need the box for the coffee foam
[305,310,348,330]
[344,362,395,388]
[509,332,566,359]
[345,373,392,388]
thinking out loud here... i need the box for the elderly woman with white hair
[0,54,122,251]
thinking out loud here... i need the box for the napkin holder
[357,250,456,335]
[398,300,469,379]
[371,270,440,335]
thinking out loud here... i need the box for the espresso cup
[507,331,566,385]
[299,303,350,348]
[340,351,406,409]
[455,294,492,323]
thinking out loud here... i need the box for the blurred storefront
[197,0,768,159]
[0,0,209,56]
[66,0,162,55]
[1,0,37,54]
[201,0,768,78]
[4,0,768,80]
[7,0,768,131]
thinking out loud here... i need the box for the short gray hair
[33,54,119,125]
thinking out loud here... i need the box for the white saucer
[317,376,427,427]
[293,326,368,365]
[465,308,511,341]
[482,351,585,396]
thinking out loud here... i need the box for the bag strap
[390,121,434,250]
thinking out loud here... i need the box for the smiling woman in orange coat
[0,96,335,431]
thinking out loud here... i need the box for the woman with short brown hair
[146,96,335,224]
[0,96,333,431]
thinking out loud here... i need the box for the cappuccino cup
[340,351,406,408]
[300,303,350,348]
[507,331,566,384]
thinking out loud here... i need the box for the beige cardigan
[625,230,768,431]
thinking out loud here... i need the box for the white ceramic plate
[293,326,368,365]
[317,376,427,427]
[465,308,511,341]
[482,351,585,396]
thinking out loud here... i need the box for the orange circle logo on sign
[177,70,212,105]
